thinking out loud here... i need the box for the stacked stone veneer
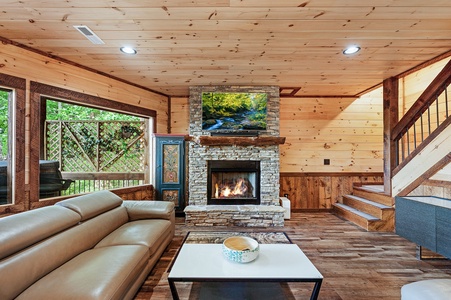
[185,85,284,227]
[185,205,284,227]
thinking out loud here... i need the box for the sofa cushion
[16,245,149,300]
[0,206,81,260]
[122,200,175,221]
[95,219,173,256]
[56,190,123,221]
[0,206,129,300]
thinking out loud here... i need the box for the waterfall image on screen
[202,92,267,131]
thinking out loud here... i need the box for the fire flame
[215,178,248,198]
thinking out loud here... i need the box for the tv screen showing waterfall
[201,92,268,132]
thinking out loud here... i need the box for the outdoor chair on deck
[39,160,74,198]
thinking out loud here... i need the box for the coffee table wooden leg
[168,279,180,300]
[310,280,322,300]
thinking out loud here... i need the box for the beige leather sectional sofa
[0,190,175,300]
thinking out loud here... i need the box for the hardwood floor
[135,212,451,300]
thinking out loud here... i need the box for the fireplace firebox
[207,160,260,205]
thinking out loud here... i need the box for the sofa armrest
[122,200,175,221]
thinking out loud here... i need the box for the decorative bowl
[222,236,259,263]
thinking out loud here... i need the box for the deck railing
[60,172,145,195]
[44,120,147,197]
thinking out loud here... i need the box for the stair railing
[392,60,451,170]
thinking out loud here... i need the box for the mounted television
[202,92,267,134]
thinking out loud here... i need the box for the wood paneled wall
[0,43,169,132]
[280,88,384,173]
[400,58,450,115]
[170,97,190,134]
[280,173,383,210]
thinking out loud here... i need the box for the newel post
[383,77,399,196]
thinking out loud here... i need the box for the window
[30,82,157,202]
[0,89,12,204]
[40,99,151,198]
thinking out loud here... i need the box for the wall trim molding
[280,172,384,177]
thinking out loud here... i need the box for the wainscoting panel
[280,173,383,210]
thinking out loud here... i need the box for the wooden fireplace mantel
[184,135,286,146]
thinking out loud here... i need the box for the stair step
[345,194,392,209]
[334,202,379,221]
[333,203,393,232]
[343,195,394,219]
[358,184,384,193]
[353,187,394,206]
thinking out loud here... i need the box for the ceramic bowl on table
[222,236,259,263]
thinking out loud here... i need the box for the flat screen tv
[202,92,267,133]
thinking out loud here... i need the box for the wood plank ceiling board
[0,0,450,97]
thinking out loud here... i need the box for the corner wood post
[383,77,399,196]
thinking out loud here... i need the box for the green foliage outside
[0,90,9,160]
[46,99,141,121]
[202,92,267,130]
[45,99,145,195]
[46,99,144,166]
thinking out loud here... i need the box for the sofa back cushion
[0,206,81,260]
[56,190,123,221]
[122,200,175,221]
[0,206,129,299]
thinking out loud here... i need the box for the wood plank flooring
[134,212,451,300]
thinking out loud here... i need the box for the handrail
[392,60,451,167]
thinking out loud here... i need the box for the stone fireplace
[184,86,285,227]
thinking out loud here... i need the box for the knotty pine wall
[170,88,384,210]
[400,58,450,114]
[0,42,169,213]
[278,88,384,209]
[0,43,169,131]
[279,89,383,173]
[170,97,190,134]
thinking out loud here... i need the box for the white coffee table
[168,243,323,300]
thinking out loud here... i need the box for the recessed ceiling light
[343,46,361,55]
[120,47,137,55]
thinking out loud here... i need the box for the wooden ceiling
[1,0,450,97]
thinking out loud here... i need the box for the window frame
[0,73,26,211]
[30,82,156,205]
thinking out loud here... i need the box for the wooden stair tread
[333,203,379,221]
[335,184,395,232]
[352,188,394,206]
[354,185,385,194]
[344,195,393,209]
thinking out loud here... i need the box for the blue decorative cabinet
[395,196,451,259]
[154,134,185,214]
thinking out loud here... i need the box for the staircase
[333,60,450,233]
[333,184,394,232]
